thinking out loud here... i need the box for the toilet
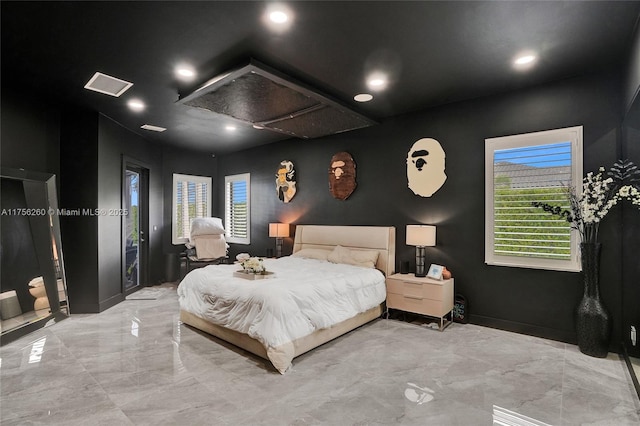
[28,277,49,311]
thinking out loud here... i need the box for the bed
[178,225,395,373]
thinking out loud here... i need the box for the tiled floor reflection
[0,308,51,333]
[1,283,639,425]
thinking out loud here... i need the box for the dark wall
[60,108,164,312]
[97,115,163,301]
[60,107,100,313]
[217,70,627,347]
[0,88,61,188]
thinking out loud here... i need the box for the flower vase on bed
[234,255,274,280]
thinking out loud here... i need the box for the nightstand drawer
[385,273,454,330]
[386,279,443,300]
[387,293,449,317]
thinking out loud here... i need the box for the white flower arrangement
[240,256,266,274]
[618,185,640,206]
[534,159,640,244]
[581,168,616,224]
[578,167,621,242]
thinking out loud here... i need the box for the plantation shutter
[225,173,250,244]
[493,142,572,260]
[172,174,211,244]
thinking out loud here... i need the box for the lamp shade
[406,225,436,247]
[269,223,289,238]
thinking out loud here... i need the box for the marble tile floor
[1,283,639,425]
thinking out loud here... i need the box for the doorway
[123,160,149,293]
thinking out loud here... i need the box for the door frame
[122,156,150,295]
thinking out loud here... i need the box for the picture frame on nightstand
[426,264,444,280]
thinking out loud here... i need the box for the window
[485,126,583,271]
[225,173,250,244]
[172,173,212,245]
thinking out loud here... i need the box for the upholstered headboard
[292,225,396,276]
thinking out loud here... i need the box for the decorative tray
[233,271,275,280]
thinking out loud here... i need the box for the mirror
[622,93,640,397]
[1,167,69,346]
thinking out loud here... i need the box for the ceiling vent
[177,60,376,139]
[141,124,167,132]
[84,72,133,97]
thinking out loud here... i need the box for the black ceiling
[2,1,639,155]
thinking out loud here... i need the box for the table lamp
[269,223,289,258]
[406,225,436,277]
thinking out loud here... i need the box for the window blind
[225,173,250,244]
[493,142,572,260]
[172,174,211,244]
[485,126,582,272]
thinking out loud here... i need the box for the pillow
[291,248,331,261]
[190,217,225,236]
[327,245,379,269]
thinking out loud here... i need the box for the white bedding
[177,256,386,349]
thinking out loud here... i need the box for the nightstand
[385,273,454,330]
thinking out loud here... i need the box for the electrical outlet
[632,325,637,346]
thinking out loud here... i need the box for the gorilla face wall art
[328,151,356,200]
[276,160,297,203]
[407,138,447,197]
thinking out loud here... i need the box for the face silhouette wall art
[407,138,447,197]
[328,152,356,200]
[275,160,296,203]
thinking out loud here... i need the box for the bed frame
[180,225,396,373]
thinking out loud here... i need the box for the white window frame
[171,173,212,245]
[225,173,251,245]
[485,126,583,272]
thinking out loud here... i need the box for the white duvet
[177,256,386,349]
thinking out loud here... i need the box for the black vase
[575,242,611,357]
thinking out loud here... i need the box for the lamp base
[415,246,426,277]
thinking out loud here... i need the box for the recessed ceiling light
[175,65,196,81]
[513,52,538,70]
[354,93,373,102]
[127,99,145,112]
[264,4,293,31]
[269,10,288,23]
[366,73,388,91]
[177,68,195,77]
[141,124,166,132]
[515,55,536,65]
[225,125,237,131]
